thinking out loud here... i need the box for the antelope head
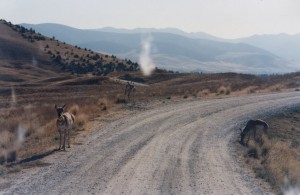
[55,104,66,117]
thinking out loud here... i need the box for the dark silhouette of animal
[55,104,75,151]
[240,119,269,145]
[124,81,136,100]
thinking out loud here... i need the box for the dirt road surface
[2,92,300,195]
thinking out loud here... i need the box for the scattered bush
[217,86,231,95]
[75,113,88,128]
[241,117,300,193]
[69,104,79,116]
[248,88,256,94]
[247,147,258,159]
[0,155,5,165]
[260,147,268,157]
[6,151,17,163]
[115,95,127,104]
[197,89,210,97]
[271,86,281,92]
[98,97,112,111]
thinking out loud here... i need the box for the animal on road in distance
[55,104,75,151]
[124,81,136,101]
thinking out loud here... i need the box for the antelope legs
[59,132,62,150]
[67,129,70,148]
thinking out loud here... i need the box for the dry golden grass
[241,109,300,193]
[0,97,110,162]
[0,104,55,160]
[97,97,114,111]
[124,71,300,100]
[217,86,231,95]
[265,141,300,188]
[0,77,124,163]
[201,89,211,96]
[0,70,299,165]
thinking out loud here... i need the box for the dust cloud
[32,56,37,66]
[10,86,16,107]
[139,35,156,76]
[14,125,26,150]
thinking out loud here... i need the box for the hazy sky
[1,0,300,39]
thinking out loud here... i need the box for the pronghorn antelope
[124,81,136,100]
[55,104,75,151]
[240,119,269,145]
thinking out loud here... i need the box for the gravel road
[2,92,300,195]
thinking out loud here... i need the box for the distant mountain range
[21,23,300,74]
[90,27,300,62]
[236,34,300,62]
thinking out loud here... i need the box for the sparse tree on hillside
[29,28,35,34]
[54,54,62,64]
[91,54,100,60]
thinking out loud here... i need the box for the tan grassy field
[238,108,300,194]
[1,71,300,163]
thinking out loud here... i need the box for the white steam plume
[11,87,16,107]
[14,125,26,150]
[32,56,37,66]
[139,36,156,76]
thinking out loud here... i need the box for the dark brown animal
[240,119,269,145]
[124,81,136,100]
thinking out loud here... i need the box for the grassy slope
[0,21,58,86]
[0,20,138,85]
[239,108,300,194]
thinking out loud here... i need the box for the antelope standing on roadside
[240,119,269,145]
[124,81,136,100]
[55,104,75,151]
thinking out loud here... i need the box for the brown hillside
[0,21,59,85]
[0,19,139,85]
